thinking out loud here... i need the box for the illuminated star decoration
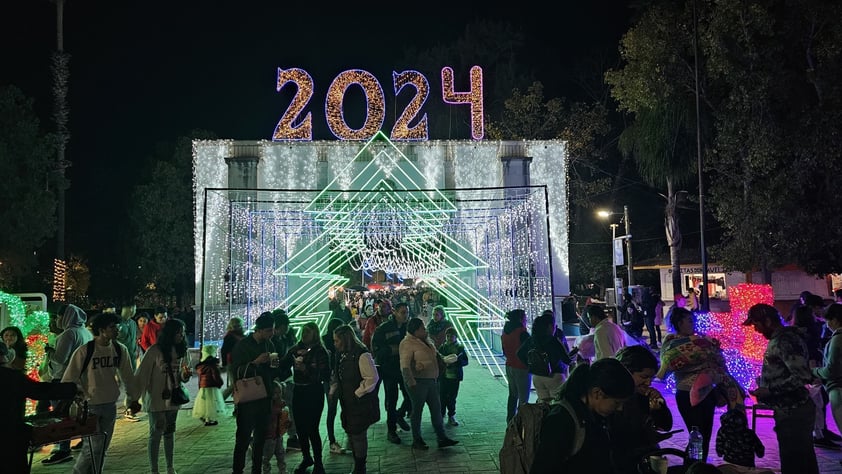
[273,132,508,374]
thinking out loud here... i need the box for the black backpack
[499,400,585,474]
[527,347,552,377]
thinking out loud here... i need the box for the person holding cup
[280,321,331,474]
[229,312,283,474]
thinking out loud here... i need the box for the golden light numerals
[441,66,484,140]
[391,70,429,141]
[273,68,314,141]
[325,69,385,141]
[273,66,484,141]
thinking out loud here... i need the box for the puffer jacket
[399,333,440,386]
[196,357,224,389]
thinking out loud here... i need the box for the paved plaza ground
[28,355,842,474]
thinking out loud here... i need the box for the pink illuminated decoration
[391,70,429,141]
[441,66,484,140]
[325,69,385,141]
[693,283,774,391]
[273,68,314,141]
[271,66,485,141]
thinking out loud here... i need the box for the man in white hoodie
[61,311,136,474]
[42,304,93,465]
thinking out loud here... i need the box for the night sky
[2,1,633,271]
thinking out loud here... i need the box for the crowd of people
[504,287,842,474]
[7,286,842,473]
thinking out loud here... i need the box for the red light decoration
[694,283,774,390]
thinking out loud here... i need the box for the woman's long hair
[157,318,188,363]
[557,357,635,403]
[531,311,554,347]
[226,317,244,334]
[333,324,366,354]
[1,326,27,361]
[300,321,323,347]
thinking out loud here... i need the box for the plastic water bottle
[687,426,704,462]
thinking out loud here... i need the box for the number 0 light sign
[272,66,484,141]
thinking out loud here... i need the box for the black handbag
[167,363,190,405]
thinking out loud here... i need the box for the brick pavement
[28,357,842,473]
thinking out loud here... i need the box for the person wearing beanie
[193,344,225,426]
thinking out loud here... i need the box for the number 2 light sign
[272,66,484,142]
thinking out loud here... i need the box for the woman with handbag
[330,324,380,474]
[133,318,191,474]
[281,321,331,474]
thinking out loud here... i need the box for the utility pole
[692,0,709,312]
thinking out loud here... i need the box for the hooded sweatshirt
[49,304,93,381]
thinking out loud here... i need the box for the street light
[598,206,634,302]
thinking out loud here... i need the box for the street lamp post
[599,207,634,306]
[624,205,634,287]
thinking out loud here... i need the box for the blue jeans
[148,409,179,472]
[506,365,531,422]
[72,402,117,474]
[774,400,819,474]
[407,378,447,442]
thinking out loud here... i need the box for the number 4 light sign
[272,66,484,142]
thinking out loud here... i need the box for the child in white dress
[192,344,225,425]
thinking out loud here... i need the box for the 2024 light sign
[272,66,484,142]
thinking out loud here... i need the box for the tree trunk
[664,180,683,297]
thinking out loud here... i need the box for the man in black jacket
[371,301,412,443]
[230,312,284,474]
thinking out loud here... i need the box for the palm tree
[50,0,71,302]
[618,102,695,295]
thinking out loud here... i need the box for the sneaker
[71,439,84,450]
[813,437,840,449]
[124,411,141,422]
[447,416,460,426]
[204,420,218,426]
[438,437,459,448]
[41,452,73,465]
[386,431,401,444]
[167,469,177,474]
[286,436,301,451]
[329,441,344,454]
[411,439,429,450]
[396,416,410,431]
[825,429,842,442]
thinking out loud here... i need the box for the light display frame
[194,133,566,377]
